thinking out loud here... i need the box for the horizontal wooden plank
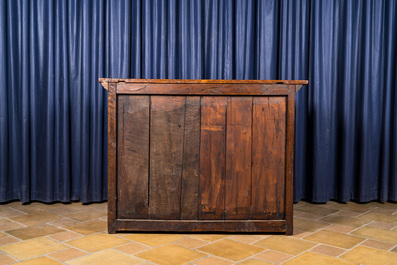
[114,220,287,233]
[99,78,308,87]
[116,83,290,95]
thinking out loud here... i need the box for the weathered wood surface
[199,97,227,220]
[252,97,286,220]
[149,96,186,219]
[103,79,305,234]
[180,97,201,220]
[225,97,252,220]
[117,96,149,219]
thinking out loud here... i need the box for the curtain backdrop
[1,0,396,203]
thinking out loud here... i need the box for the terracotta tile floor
[0,201,396,264]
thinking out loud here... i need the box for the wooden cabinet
[100,79,307,235]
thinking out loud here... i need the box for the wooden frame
[100,79,307,235]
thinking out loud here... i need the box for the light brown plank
[252,97,286,220]
[180,97,201,220]
[199,96,227,220]
[149,96,186,219]
[225,97,252,219]
[117,96,150,219]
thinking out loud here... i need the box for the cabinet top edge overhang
[99,78,308,91]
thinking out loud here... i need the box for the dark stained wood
[107,82,117,234]
[252,97,286,220]
[199,96,227,220]
[180,97,201,220]
[99,78,309,88]
[225,97,252,219]
[116,83,289,95]
[149,96,186,219]
[285,87,296,235]
[102,78,305,234]
[117,96,149,219]
[115,219,287,233]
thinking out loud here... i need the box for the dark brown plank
[107,82,117,233]
[117,96,150,219]
[117,83,290,95]
[286,88,296,235]
[150,96,186,219]
[115,219,287,233]
[252,97,286,220]
[225,97,252,219]
[180,97,201,220]
[199,96,227,220]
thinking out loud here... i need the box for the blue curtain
[1,0,396,203]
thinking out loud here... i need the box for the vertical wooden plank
[225,97,252,219]
[180,97,201,220]
[252,96,286,220]
[107,82,117,233]
[117,96,150,219]
[285,87,296,235]
[150,96,185,219]
[199,96,227,220]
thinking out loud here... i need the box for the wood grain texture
[199,97,227,220]
[117,96,149,219]
[252,97,286,220]
[107,82,117,233]
[180,97,201,220]
[115,219,287,233]
[225,97,252,219]
[116,83,289,95]
[149,96,186,219]
[285,88,296,235]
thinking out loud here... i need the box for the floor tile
[324,224,356,234]
[304,230,364,249]
[48,248,87,261]
[9,212,61,226]
[61,210,106,222]
[198,239,263,261]
[237,258,273,265]
[47,217,78,228]
[175,238,209,248]
[334,210,362,217]
[190,234,229,242]
[66,233,129,252]
[392,246,397,253]
[284,252,356,265]
[367,221,396,230]
[228,235,262,244]
[16,256,63,265]
[330,201,376,213]
[0,236,19,246]
[311,244,346,257]
[194,256,233,265]
[0,237,67,260]
[64,220,107,235]
[294,204,338,216]
[0,207,26,218]
[359,211,397,224]
[351,226,397,244]
[136,244,206,265]
[0,254,17,265]
[114,242,151,254]
[49,231,83,242]
[294,217,329,232]
[360,239,395,250]
[124,233,186,247]
[294,212,324,220]
[0,219,24,231]
[253,236,316,255]
[5,224,65,240]
[320,215,370,227]
[66,249,142,265]
[255,250,293,263]
[341,246,397,265]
